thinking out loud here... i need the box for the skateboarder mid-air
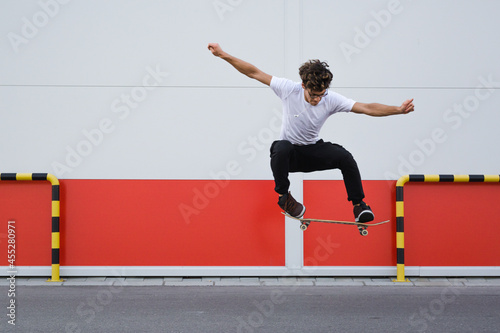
[207,43,414,222]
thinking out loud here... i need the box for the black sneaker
[353,201,374,222]
[278,192,306,218]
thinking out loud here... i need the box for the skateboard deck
[282,212,390,236]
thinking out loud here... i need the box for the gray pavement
[2,277,500,332]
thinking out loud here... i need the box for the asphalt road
[2,286,500,333]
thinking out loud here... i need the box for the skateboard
[282,212,389,236]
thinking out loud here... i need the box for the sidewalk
[3,276,500,287]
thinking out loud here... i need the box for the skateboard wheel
[300,224,308,231]
[360,229,368,236]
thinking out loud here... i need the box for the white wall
[1,0,499,180]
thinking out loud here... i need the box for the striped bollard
[0,173,62,282]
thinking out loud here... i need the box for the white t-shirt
[270,76,355,145]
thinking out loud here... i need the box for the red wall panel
[404,182,500,266]
[303,180,396,266]
[2,179,499,270]
[0,182,51,266]
[1,180,285,267]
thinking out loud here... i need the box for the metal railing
[394,174,500,282]
[0,173,62,282]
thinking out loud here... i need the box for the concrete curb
[3,277,500,287]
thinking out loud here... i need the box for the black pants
[269,139,365,204]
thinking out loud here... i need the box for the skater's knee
[338,149,357,169]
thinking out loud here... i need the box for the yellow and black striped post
[395,175,409,282]
[394,174,500,282]
[0,173,62,282]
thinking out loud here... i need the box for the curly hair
[299,60,333,92]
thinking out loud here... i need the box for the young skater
[208,43,414,221]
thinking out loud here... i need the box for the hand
[400,99,415,114]
[207,43,224,57]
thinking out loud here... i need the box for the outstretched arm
[207,43,272,86]
[351,99,415,117]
